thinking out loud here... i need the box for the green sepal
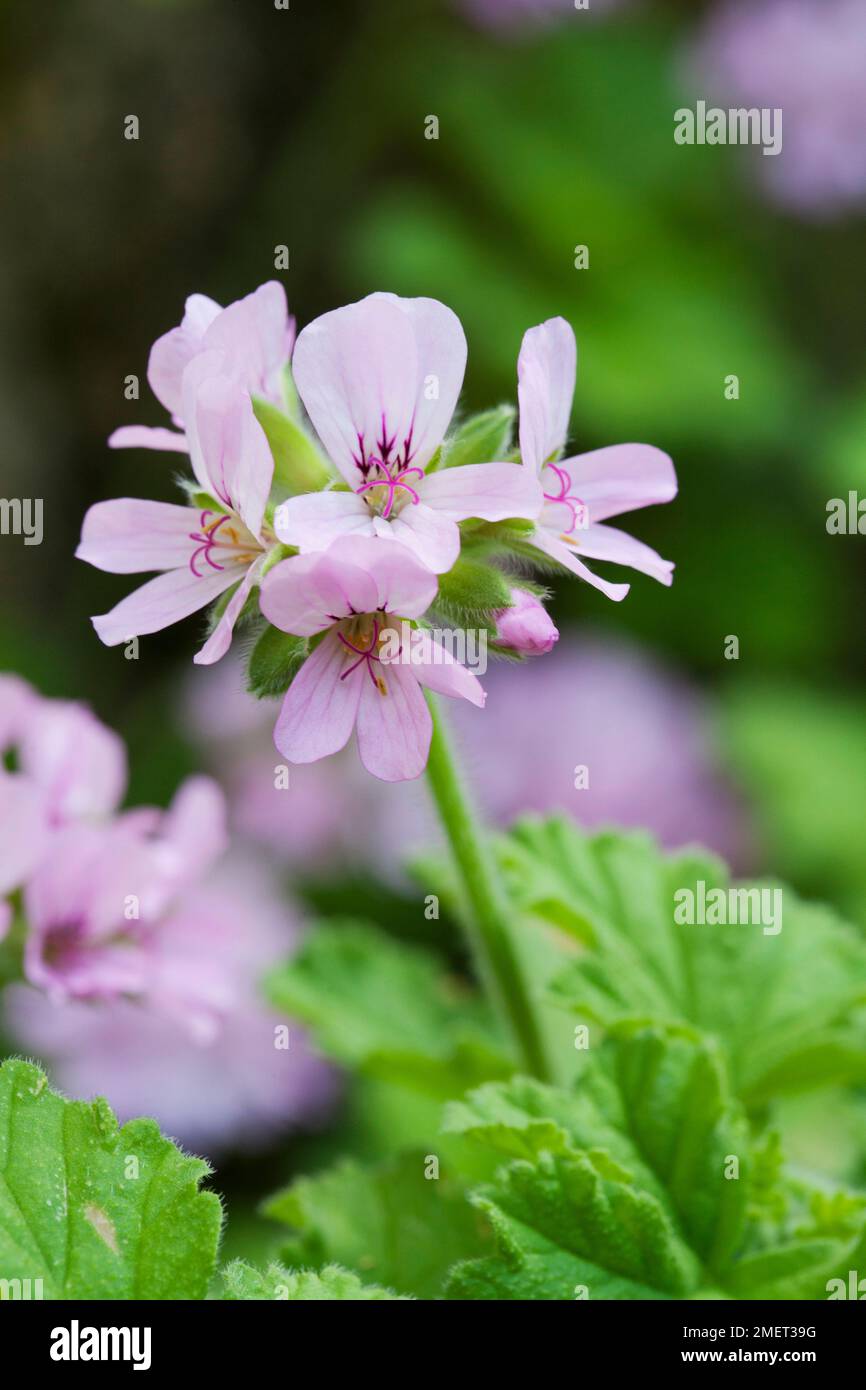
[252,395,331,498]
[246,624,308,700]
[435,557,513,626]
[441,404,516,470]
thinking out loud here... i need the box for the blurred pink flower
[689,0,866,216]
[109,281,294,453]
[23,776,228,1015]
[7,858,337,1155]
[0,675,127,927]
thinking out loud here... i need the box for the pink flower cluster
[80,288,677,781]
[0,676,333,1150]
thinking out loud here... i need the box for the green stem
[424,693,549,1081]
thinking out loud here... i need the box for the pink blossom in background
[274,293,541,574]
[23,775,228,1015]
[261,536,486,782]
[688,0,866,216]
[109,280,295,453]
[0,675,127,928]
[459,0,630,34]
[7,858,337,1155]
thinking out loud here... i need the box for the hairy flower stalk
[424,695,550,1081]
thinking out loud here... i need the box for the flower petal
[355,660,432,782]
[194,557,264,666]
[273,489,374,551]
[518,317,576,474]
[376,502,461,574]
[0,772,48,895]
[182,352,274,537]
[18,701,127,822]
[335,535,439,617]
[564,444,677,522]
[77,499,202,574]
[147,292,222,420]
[91,565,240,646]
[273,631,361,764]
[203,280,294,406]
[261,551,379,637]
[108,426,189,452]
[402,629,487,707]
[574,523,675,586]
[419,461,543,522]
[157,775,229,885]
[292,292,466,485]
[530,526,630,602]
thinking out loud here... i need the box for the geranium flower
[260,536,485,782]
[109,280,295,453]
[24,774,227,1025]
[7,857,337,1155]
[0,677,127,935]
[517,317,677,600]
[274,293,542,573]
[78,353,275,664]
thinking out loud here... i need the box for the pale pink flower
[0,677,127,933]
[109,280,295,453]
[23,774,228,1022]
[78,353,275,664]
[494,588,559,655]
[274,293,542,574]
[7,859,338,1154]
[260,536,486,782]
[518,317,677,600]
[689,0,866,216]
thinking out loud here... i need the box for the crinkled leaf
[444,1029,866,1301]
[220,1260,406,1301]
[0,1059,221,1300]
[499,818,866,1106]
[263,1151,489,1298]
[447,1026,749,1275]
[265,920,511,1098]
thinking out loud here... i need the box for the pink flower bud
[494,589,559,656]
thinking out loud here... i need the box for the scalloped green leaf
[0,1060,222,1300]
[497,818,866,1106]
[221,1260,407,1301]
[265,919,511,1098]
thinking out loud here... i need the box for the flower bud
[494,589,558,655]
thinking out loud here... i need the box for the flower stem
[424,693,549,1081]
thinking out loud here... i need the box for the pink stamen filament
[337,620,385,690]
[357,458,424,520]
[543,464,587,535]
[188,510,257,577]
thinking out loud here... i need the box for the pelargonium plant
[5,283,866,1304]
[76,282,675,1075]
